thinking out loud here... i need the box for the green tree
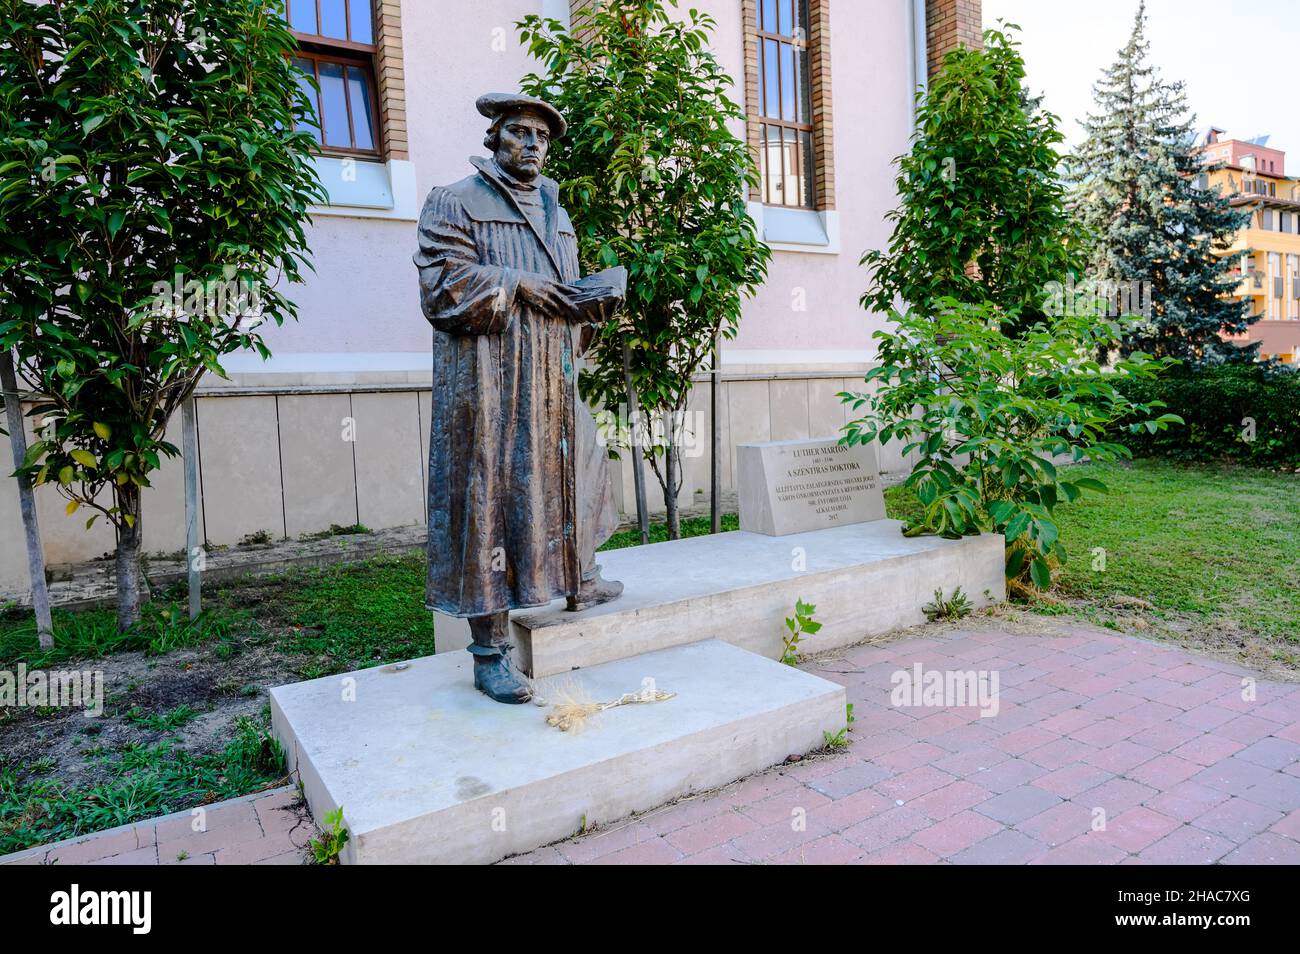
[862,25,1082,334]
[850,22,1181,592]
[518,0,770,536]
[0,0,324,630]
[1072,1,1252,363]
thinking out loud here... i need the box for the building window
[744,0,834,211]
[755,1,813,207]
[287,1,381,156]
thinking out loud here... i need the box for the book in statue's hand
[574,265,627,301]
[566,266,627,326]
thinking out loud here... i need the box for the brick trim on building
[807,0,833,210]
[741,1,760,202]
[925,0,982,79]
[374,0,408,161]
[569,0,601,44]
[742,0,835,211]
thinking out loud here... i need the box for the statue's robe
[414,156,618,617]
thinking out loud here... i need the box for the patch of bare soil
[0,633,313,791]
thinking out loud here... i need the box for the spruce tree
[1073,1,1254,363]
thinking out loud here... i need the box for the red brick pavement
[506,623,1300,865]
[5,622,1298,866]
[0,787,315,866]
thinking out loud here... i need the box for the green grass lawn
[1,457,1296,853]
[1048,461,1299,639]
[885,459,1300,665]
[0,557,435,855]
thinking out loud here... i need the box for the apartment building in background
[1199,127,1300,363]
[0,0,984,597]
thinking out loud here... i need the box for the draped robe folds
[414,157,618,617]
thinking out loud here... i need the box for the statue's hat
[476,92,567,139]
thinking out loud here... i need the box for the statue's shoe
[472,653,532,704]
[566,567,624,612]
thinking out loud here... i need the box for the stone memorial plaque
[737,437,885,536]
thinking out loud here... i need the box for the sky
[982,0,1300,169]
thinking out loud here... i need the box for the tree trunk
[664,439,681,538]
[662,406,684,539]
[0,350,54,648]
[622,340,649,546]
[710,332,721,534]
[115,484,143,631]
[181,396,202,620]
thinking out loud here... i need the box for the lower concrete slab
[460,520,1003,678]
[269,639,845,865]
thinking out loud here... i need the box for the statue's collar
[467,156,565,278]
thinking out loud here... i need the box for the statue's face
[494,111,551,182]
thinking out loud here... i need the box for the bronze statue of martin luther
[414,93,626,704]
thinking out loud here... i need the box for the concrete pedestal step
[436,520,1006,678]
[270,639,846,864]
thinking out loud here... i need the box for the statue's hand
[517,271,623,325]
[516,273,576,315]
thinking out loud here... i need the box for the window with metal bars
[754,0,814,208]
[285,0,380,157]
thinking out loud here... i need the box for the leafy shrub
[518,0,770,536]
[842,298,1180,592]
[1116,363,1300,468]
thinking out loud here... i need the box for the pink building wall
[1202,133,1287,176]
[247,0,916,369]
[0,1,928,595]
